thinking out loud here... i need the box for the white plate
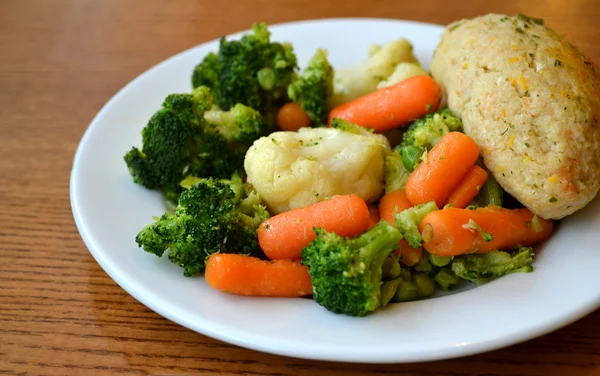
[70,18,600,363]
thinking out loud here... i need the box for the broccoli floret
[287,49,334,125]
[451,247,534,285]
[192,23,298,116]
[199,103,270,175]
[397,109,462,171]
[123,87,212,201]
[301,221,402,317]
[124,86,268,201]
[136,175,269,276]
[395,201,438,248]
[401,109,462,149]
[204,103,269,144]
[191,52,219,90]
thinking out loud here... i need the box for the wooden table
[2,0,599,375]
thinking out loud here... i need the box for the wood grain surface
[1,0,599,375]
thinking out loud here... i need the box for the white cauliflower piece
[376,62,428,89]
[328,38,418,108]
[244,127,390,214]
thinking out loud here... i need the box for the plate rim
[70,17,600,363]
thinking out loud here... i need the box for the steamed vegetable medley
[125,22,555,317]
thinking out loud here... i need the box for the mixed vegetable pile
[125,23,554,317]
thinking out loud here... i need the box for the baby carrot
[378,189,424,266]
[420,206,553,257]
[405,132,480,208]
[379,189,413,223]
[446,165,489,208]
[328,75,442,132]
[277,102,312,131]
[258,195,370,260]
[205,254,312,297]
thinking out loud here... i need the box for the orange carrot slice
[379,189,424,266]
[258,195,370,260]
[420,206,553,257]
[205,254,312,297]
[446,165,489,208]
[328,75,442,132]
[405,132,480,208]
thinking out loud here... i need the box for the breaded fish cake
[432,13,600,219]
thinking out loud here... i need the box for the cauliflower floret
[376,62,428,89]
[327,38,418,108]
[244,127,390,214]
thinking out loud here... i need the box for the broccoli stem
[474,172,504,207]
[451,247,534,285]
[434,268,461,291]
[429,253,453,267]
[400,145,425,171]
[413,273,436,298]
[352,220,401,253]
[380,278,403,306]
[352,221,402,304]
[393,280,419,302]
[382,256,402,280]
[395,201,438,247]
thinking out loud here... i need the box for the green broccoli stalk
[395,201,438,248]
[451,247,534,285]
[135,175,269,276]
[384,150,411,194]
[393,280,419,302]
[301,221,402,317]
[124,86,269,202]
[429,253,453,267]
[287,49,334,126]
[192,23,298,117]
[433,268,461,291]
[474,168,504,207]
[397,108,462,171]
